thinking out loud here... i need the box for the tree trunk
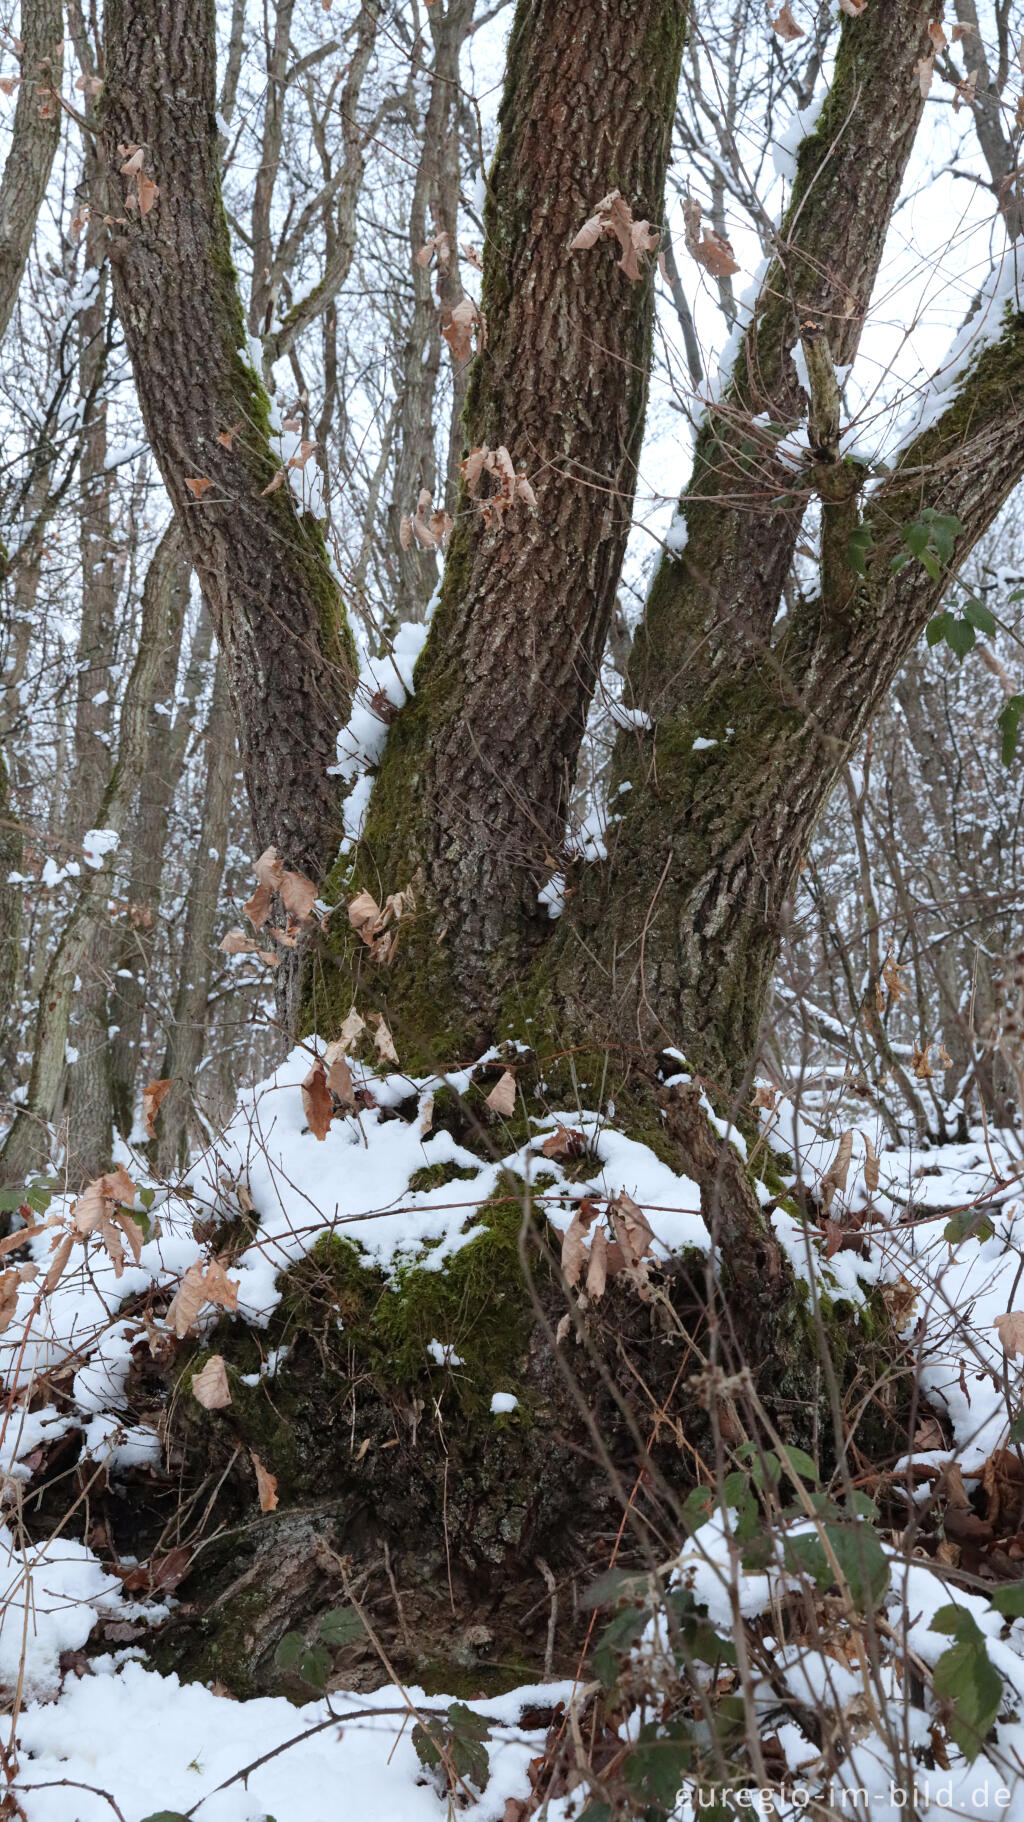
[308,0,687,1048]
[98,0,354,882]
[155,653,235,1172]
[0,516,189,1187]
[108,524,193,1138]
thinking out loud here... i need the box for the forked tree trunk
[99,0,354,883]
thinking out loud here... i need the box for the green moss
[408,1161,481,1193]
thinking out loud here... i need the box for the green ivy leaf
[926,612,951,646]
[623,1725,695,1811]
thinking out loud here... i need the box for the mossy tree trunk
[98,0,354,882]
[315,0,687,1045]
[312,0,1024,1107]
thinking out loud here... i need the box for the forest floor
[1,1048,1023,1820]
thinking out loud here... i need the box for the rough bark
[98,0,355,883]
[108,523,193,1138]
[0,0,62,345]
[312,0,687,1045]
[155,654,235,1172]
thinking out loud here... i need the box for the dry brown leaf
[348,890,382,944]
[219,928,259,954]
[772,2,804,39]
[571,189,660,283]
[280,869,318,926]
[586,1226,609,1300]
[915,52,935,95]
[0,1270,21,1334]
[515,476,537,511]
[415,230,450,268]
[251,1449,279,1512]
[261,470,287,495]
[399,513,414,551]
[43,1232,74,1295]
[486,1069,517,1118]
[996,1311,1024,1357]
[142,1077,172,1138]
[927,19,946,50]
[560,1199,598,1289]
[609,1191,654,1268]
[838,0,866,14]
[120,145,145,176]
[302,1061,333,1140]
[137,172,158,215]
[0,77,19,95]
[863,1132,880,1195]
[339,1006,366,1053]
[373,1015,399,1065]
[429,507,454,548]
[192,1355,231,1410]
[820,1130,853,1210]
[541,1126,586,1161]
[243,880,273,930]
[254,847,284,891]
[911,1043,934,1080]
[217,422,242,450]
[442,296,484,365]
[691,230,740,278]
[323,1041,355,1108]
[113,1206,145,1266]
[166,1258,240,1338]
[184,477,213,500]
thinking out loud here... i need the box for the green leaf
[931,1605,1003,1760]
[274,1630,305,1671]
[904,519,930,558]
[1010,1412,1024,1445]
[846,521,874,577]
[593,1603,648,1688]
[412,1721,441,1771]
[826,1520,890,1606]
[963,598,997,636]
[319,1606,362,1649]
[944,617,976,659]
[623,1726,695,1810]
[140,1814,191,1822]
[296,1643,330,1688]
[944,1208,994,1246]
[920,548,942,583]
[139,1186,156,1211]
[779,1445,819,1484]
[274,1632,330,1688]
[998,694,1024,764]
[447,1703,491,1792]
[926,613,950,646]
[991,1583,1024,1618]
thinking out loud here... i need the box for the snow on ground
[1,1052,1024,1815]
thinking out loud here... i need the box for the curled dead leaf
[771,2,804,38]
[302,1061,333,1140]
[192,1355,231,1410]
[996,1311,1024,1358]
[486,1069,517,1118]
[251,1449,279,1512]
[142,1077,172,1138]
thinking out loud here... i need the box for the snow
[329,619,430,851]
[490,1392,518,1413]
[14,1663,574,1822]
[81,829,119,870]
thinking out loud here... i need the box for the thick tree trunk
[99,0,354,882]
[313,0,686,1047]
[0,0,62,346]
